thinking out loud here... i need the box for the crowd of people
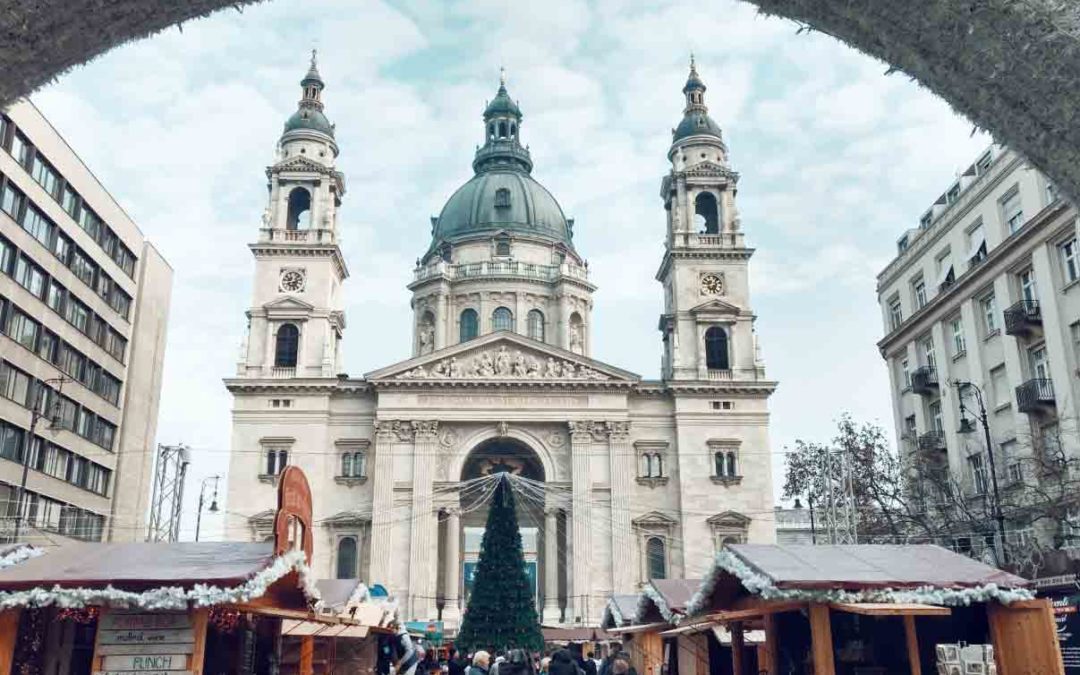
[382,629,637,675]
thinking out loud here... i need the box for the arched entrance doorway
[439,437,565,626]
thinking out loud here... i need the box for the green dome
[432,169,572,247]
[673,110,723,143]
[485,84,521,118]
[284,107,335,137]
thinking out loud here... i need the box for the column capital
[606,420,631,440]
[374,419,397,440]
[568,420,609,442]
[412,420,440,439]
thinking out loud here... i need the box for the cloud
[30,0,997,538]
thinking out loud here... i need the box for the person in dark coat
[548,650,581,675]
[449,650,468,675]
[568,644,596,675]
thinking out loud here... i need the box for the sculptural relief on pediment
[397,344,610,381]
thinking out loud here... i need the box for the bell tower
[657,57,766,382]
[237,52,349,379]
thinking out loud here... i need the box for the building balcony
[269,367,296,378]
[910,367,939,396]
[917,431,946,452]
[1016,378,1055,414]
[412,260,590,284]
[258,228,336,245]
[1003,300,1042,336]
[706,369,732,381]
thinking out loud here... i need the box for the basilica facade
[224,56,777,627]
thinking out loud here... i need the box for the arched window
[726,452,738,478]
[336,536,358,579]
[510,123,517,139]
[654,454,665,478]
[714,452,725,478]
[646,537,666,579]
[274,323,299,367]
[498,121,508,138]
[286,187,312,230]
[527,310,545,342]
[639,453,651,478]
[704,327,729,370]
[492,307,513,332]
[460,309,479,342]
[694,192,720,234]
[488,123,496,139]
[569,312,584,354]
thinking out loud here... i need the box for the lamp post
[13,377,66,542]
[952,379,1008,565]
[194,475,220,542]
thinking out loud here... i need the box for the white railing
[706,369,733,381]
[259,228,336,244]
[413,260,590,283]
[269,367,296,378]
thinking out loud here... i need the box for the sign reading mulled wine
[93,610,197,674]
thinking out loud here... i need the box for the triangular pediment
[262,296,316,312]
[707,511,751,528]
[632,511,678,527]
[689,297,742,316]
[365,331,640,384]
[269,154,333,175]
[684,161,739,181]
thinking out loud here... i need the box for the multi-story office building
[877,144,1078,558]
[0,100,172,546]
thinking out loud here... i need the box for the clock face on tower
[700,273,724,296]
[279,268,306,293]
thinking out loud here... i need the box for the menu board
[1053,594,1080,671]
[93,611,196,674]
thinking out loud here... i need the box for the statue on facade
[511,351,527,377]
[418,320,435,355]
[494,346,512,376]
[448,356,463,378]
[476,351,495,377]
[569,323,584,354]
[544,357,559,378]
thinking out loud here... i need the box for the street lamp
[13,377,66,542]
[952,379,1008,565]
[194,475,220,542]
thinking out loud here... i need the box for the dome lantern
[474,69,533,174]
[282,50,336,141]
[671,55,725,147]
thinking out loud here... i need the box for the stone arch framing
[449,425,560,482]
[1,2,1078,206]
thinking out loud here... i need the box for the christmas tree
[456,474,544,652]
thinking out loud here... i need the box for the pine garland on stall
[456,474,544,652]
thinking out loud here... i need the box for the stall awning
[282,618,370,638]
[613,622,671,634]
[830,602,951,616]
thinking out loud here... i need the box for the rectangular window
[63,297,89,333]
[1047,182,1059,205]
[990,365,1009,408]
[981,293,998,335]
[899,357,911,390]
[45,279,65,312]
[78,208,101,241]
[53,397,77,432]
[929,400,944,433]
[0,362,31,407]
[888,297,903,330]
[61,185,79,219]
[1071,321,1080,367]
[10,133,30,167]
[114,245,136,277]
[51,231,71,264]
[1018,268,1038,303]
[0,234,14,274]
[976,152,993,174]
[14,257,45,300]
[97,371,121,405]
[29,155,59,197]
[951,318,966,356]
[57,344,87,382]
[1060,237,1079,284]
[969,454,988,495]
[109,287,131,320]
[1002,190,1024,234]
[912,278,927,309]
[69,249,95,287]
[904,415,917,438]
[7,308,40,351]
[921,337,936,369]
[105,329,127,362]
[966,221,987,265]
[0,182,23,221]
[1029,344,1050,380]
[20,205,52,248]
[37,330,58,363]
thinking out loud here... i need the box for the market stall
[684,543,1060,675]
[625,579,720,675]
[0,466,388,675]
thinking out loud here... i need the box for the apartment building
[0,100,172,546]
[876,144,1078,559]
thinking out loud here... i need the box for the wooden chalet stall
[0,466,391,675]
[609,580,714,675]
[684,544,1062,675]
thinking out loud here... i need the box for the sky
[31,0,991,540]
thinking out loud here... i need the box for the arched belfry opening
[286,186,312,230]
[695,192,720,234]
[439,437,564,623]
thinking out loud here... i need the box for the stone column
[443,507,462,626]
[435,293,448,350]
[607,421,634,594]
[409,420,438,620]
[369,421,397,586]
[263,320,274,374]
[542,507,561,625]
[568,421,593,624]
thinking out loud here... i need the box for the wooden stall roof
[0,541,278,591]
[315,579,364,612]
[601,594,641,629]
[725,544,1028,592]
[637,578,702,624]
[541,627,614,643]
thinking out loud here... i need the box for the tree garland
[0,549,322,612]
[635,583,676,624]
[0,546,42,570]
[684,549,1034,619]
